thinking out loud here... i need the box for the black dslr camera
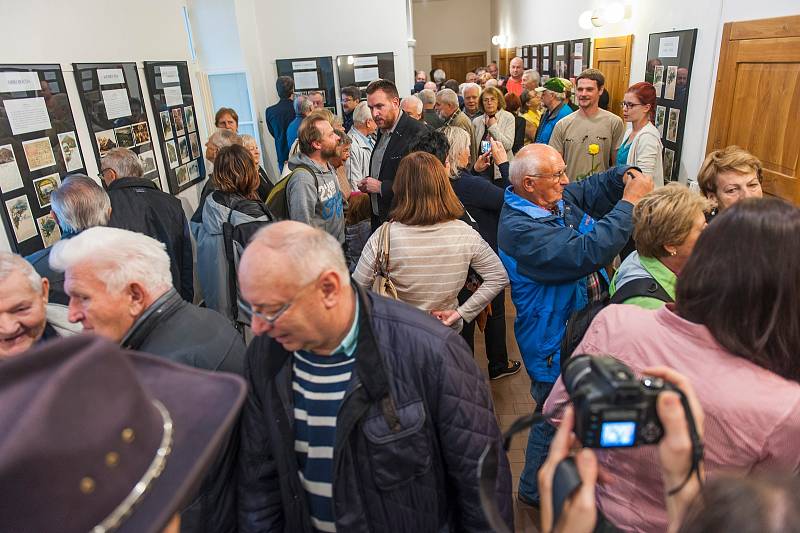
[563,354,674,448]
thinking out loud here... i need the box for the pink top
[543,304,800,533]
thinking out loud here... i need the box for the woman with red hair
[620,82,664,186]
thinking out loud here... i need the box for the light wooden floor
[470,288,541,532]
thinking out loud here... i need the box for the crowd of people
[1,55,798,533]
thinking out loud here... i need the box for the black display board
[528,45,540,74]
[553,41,571,79]
[645,29,697,183]
[276,57,336,115]
[73,62,159,188]
[570,38,592,78]
[143,61,204,195]
[336,53,394,100]
[0,64,89,255]
[540,43,554,80]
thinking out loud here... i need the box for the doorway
[706,15,800,204]
[431,51,487,84]
[592,35,633,119]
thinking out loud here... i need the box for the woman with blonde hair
[472,86,515,180]
[353,152,508,331]
[610,183,709,308]
[240,134,273,200]
[697,145,763,220]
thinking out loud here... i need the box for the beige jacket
[626,122,664,187]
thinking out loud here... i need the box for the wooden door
[498,48,514,77]
[592,35,633,119]
[706,15,800,204]
[431,52,486,84]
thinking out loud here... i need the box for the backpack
[222,199,274,329]
[265,163,316,220]
[560,277,673,373]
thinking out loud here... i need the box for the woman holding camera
[610,184,709,309]
[543,198,800,532]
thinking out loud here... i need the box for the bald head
[423,81,437,92]
[509,144,563,188]
[510,57,524,80]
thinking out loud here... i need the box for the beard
[321,145,338,159]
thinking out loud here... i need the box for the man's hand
[430,309,461,327]
[359,177,382,194]
[539,407,598,533]
[621,169,654,205]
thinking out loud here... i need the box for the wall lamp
[491,34,508,46]
[578,2,630,29]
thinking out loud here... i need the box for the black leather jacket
[237,287,513,532]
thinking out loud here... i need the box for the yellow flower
[588,143,600,155]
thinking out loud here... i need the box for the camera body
[563,355,674,448]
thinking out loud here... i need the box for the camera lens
[563,354,592,396]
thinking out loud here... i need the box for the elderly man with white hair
[236,221,512,532]
[0,252,58,358]
[346,101,376,188]
[418,88,443,128]
[435,88,477,162]
[399,94,423,121]
[462,82,482,120]
[497,143,653,507]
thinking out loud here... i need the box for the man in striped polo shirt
[237,221,513,532]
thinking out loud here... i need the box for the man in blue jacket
[498,143,653,506]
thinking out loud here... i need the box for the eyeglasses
[622,101,644,109]
[529,168,567,181]
[237,276,319,325]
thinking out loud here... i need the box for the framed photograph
[5,195,37,243]
[36,213,61,247]
[175,164,189,186]
[95,129,117,156]
[172,108,185,136]
[165,140,179,169]
[160,110,173,140]
[664,65,678,100]
[139,149,157,176]
[32,173,61,208]
[666,108,680,142]
[189,132,200,160]
[0,144,24,193]
[132,122,151,146]
[22,138,56,171]
[655,106,666,137]
[114,125,135,148]
[188,159,200,181]
[185,105,196,133]
[57,131,83,172]
[178,137,190,164]
[653,65,665,97]
[663,147,675,181]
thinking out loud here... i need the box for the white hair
[352,101,372,126]
[102,148,143,178]
[250,222,349,286]
[0,252,42,292]
[418,89,436,106]
[208,129,241,149]
[441,126,471,178]
[240,134,257,149]
[509,147,550,188]
[401,95,423,115]
[436,88,459,108]
[50,175,110,234]
[523,70,540,86]
[462,82,481,96]
[49,227,173,294]
[433,69,446,83]
[458,83,467,95]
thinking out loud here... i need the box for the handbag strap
[373,222,392,275]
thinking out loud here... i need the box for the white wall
[413,0,492,76]
[0,0,205,252]
[490,0,800,184]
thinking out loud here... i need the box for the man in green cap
[533,77,574,144]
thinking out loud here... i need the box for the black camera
[563,354,674,448]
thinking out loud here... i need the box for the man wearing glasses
[236,221,513,532]
[497,143,653,508]
[340,86,361,132]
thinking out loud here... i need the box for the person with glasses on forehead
[497,143,653,508]
[619,81,664,187]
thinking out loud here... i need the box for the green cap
[534,77,567,95]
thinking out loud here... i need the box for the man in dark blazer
[358,79,428,229]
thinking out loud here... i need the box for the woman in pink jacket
[544,197,800,533]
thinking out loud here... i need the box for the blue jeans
[518,380,556,502]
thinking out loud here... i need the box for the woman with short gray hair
[240,134,274,200]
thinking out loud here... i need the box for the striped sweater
[352,220,508,324]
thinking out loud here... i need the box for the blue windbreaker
[498,165,634,382]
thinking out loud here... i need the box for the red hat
[0,335,246,532]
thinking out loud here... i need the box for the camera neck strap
[666,389,705,496]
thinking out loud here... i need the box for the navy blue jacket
[238,287,513,532]
[498,166,634,382]
[451,169,504,251]
[266,98,295,171]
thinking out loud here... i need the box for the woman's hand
[474,151,491,173]
[485,115,498,127]
[490,140,508,165]
[430,309,461,327]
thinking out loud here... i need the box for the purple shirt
[544,304,800,532]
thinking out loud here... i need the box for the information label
[0,72,40,93]
[5,97,52,135]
